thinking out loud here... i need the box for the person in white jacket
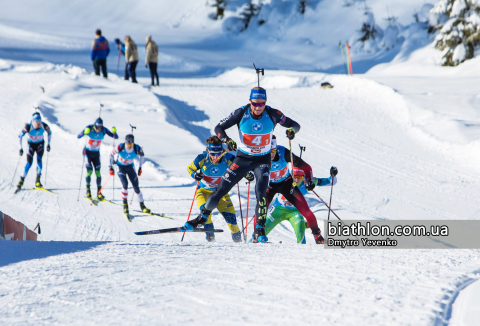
[145,35,159,86]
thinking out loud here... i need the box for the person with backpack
[145,35,159,87]
[109,134,150,219]
[77,118,118,200]
[91,29,110,78]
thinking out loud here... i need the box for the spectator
[145,35,159,87]
[91,29,110,78]
[124,36,139,83]
[114,38,126,77]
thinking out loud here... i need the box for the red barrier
[1,212,37,241]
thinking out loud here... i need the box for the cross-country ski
[135,227,224,236]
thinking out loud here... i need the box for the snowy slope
[1,58,480,324]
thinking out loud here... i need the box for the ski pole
[346,42,353,75]
[98,174,112,195]
[311,190,344,224]
[181,180,200,242]
[237,183,245,242]
[288,138,297,193]
[112,134,116,202]
[244,181,251,240]
[44,151,49,187]
[11,155,22,187]
[327,176,335,221]
[117,49,121,75]
[77,149,86,201]
[339,41,348,75]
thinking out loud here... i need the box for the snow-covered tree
[239,1,263,30]
[208,0,227,20]
[432,0,480,66]
[350,10,384,53]
[298,0,307,14]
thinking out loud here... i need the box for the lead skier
[78,118,118,200]
[16,112,52,191]
[109,134,150,218]
[187,136,242,242]
[183,87,300,243]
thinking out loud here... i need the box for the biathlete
[16,112,52,191]
[109,134,150,216]
[266,165,338,243]
[256,137,327,244]
[187,136,242,242]
[184,87,300,243]
[77,118,118,200]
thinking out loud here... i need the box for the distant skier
[91,29,110,78]
[257,137,327,244]
[124,36,139,83]
[265,161,337,244]
[16,112,52,191]
[145,35,159,87]
[183,87,300,243]
[187,136,242,242]
[77,118,118,200]
[109,134,150,218]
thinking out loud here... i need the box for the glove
[84,127,90,135]
[19,149,23,156]
[226,138,237,151]
[245,172,254,182]
[286,128,295,140]
[145,64,148,68]
[114,38,120,45]
[305,180,316,191]
[330,166,338,177]
[138,168,142,176]
[109,167,115,176]
[194,171,204,181]
[112,126,117,134]
[47,144,51,152]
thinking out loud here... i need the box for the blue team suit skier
[16,112,52,191]
[78,118,118,200]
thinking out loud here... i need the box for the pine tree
[298,0,308,14]
[209,0,226,20]
[239,1,262,31]
[432,0,480,66]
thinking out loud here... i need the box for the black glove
[109,167,115,176]
[286,128,295,140]
[138,168,142,176]
[226,138,237,151]
[19,149,23,156]
[305,180,316,191]
[47,144,51,152]
[145,64,148,68]
[330,166,338,177]
[245,172,254,182]
[194,171,204,181]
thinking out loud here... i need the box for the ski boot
[97,189,105,201]
[184,207,211,231]
[253,224,268,243]
[123,200,129,215]
[232,231,242,243]
[86,186,92,199]
[140,202,151,214]
[35,174,43,188]
[204,223,215,242]
[313,230,325,244]
[15,176,25,193]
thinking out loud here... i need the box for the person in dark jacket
[91,29,110,78]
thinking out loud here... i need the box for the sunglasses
[251,102,266,108]
[125,138,134,143]
[209,151,223,156]
[271,148,277,153]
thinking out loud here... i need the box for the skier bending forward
[184,86,300,243]
[187,136,242,242]
[16,112,52,191]
[256,137,330,244]
[266,164,337,244]
[109,134,150,217]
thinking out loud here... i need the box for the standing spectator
[91,29,110,78]
[145,35,159,87]
[124,36,139,83]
